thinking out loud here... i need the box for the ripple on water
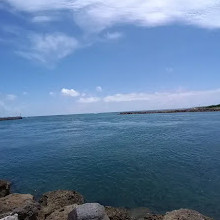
[0,112,220,219]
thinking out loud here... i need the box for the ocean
[0,112,219,219]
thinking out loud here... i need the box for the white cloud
[0,100,7,110]
[103,89,220,105]
[60,87,220,110]
[105,32,123,40]
[49,91,56,96]
[4,0,220,30]
[78,97,101,103]
[6,94,16,101]
[96,86,103,92]
[0,100,12,116]
[4,0,70,11]
[4,0,220,65]
[0,93,23,116]
[56,88,220,114]
[58,87,220,109]
[17,33,79,63]
[61,88,80,97]
[32,16,55,23]
[104,93,151,102]
[1,88,220,116]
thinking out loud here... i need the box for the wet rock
[143,214,163,220]
[45,205,78,220]
[0,214,18,220]
[163,209,213,220]
[0,180,11,198]
[38,190,84,219]
[68,203,110,220]
[0,193,40,220]
[105,206,131,220]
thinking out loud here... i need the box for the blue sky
[0,0,220,116]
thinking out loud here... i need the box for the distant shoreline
[120,104,220,115]
[0,116,22,121]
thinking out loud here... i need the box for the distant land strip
[0,116,22,121]
[120,104,220,115]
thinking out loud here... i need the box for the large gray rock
[0,214,18,220]
[163,209,213,220]
[105,206,131,220]
[45,205,78,220]
[0,180,11,198]
[38,190,84,219]
[0,193,40,220]
[68,203,110,220]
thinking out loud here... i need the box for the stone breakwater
[120,107,220,115]
[0,117,22,121]
[0,180,213,220]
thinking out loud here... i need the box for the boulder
[0,214,18,220]
[105,206,131,220]
[68,203,110,220]
[38,190,84,219]
[0,180,11,198]
[0,193,40,220]
[163,209,213,220]
[45,204,78,220]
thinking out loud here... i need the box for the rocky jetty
[0,179,214,220]
[0,117,22,121]
[120,104,220,115]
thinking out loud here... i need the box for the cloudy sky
[0,0,220,116]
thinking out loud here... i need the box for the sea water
[0,112,219,218]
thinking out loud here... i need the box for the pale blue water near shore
[0,112,220,218]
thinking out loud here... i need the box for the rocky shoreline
[0,117,22,121]
[0,180,213,220]
[120,105,220,115]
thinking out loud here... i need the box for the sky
[0,0,220,116]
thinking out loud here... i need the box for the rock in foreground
[45,204,78,220]
[0,180,11,198]
[68,203,110,220]
[0,179,215,220]
[105,206,131,220]
[38,190,84,219]
[0,214,18,220]
[0,193,40,220]
[163,209,213,220]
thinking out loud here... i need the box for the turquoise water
[0,112,220,219]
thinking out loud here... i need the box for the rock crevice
[0,180,214,220]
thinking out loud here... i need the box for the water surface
[0,112,220,218]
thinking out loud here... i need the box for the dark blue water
[0,112,220,219]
